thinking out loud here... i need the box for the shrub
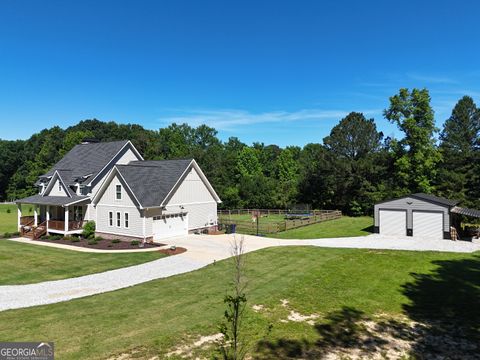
[82,221,96,239]
[40,235,48,240]
[48,235,62,241]
[6,208,11,214]
[3,232,11,238]
[88,239,98,245]
[12,231,20,236]
[94,236,103,242]
[70,237,80,243]
[63,236,73,241]
[130,240,140,246]
[111,239,121,244]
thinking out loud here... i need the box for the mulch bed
[35,237,165,250]
[158,246,187,255]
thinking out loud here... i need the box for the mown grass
[0,241,165,285]
[273,216,373,239]
[0,204,33,234]
[0,246,476,359]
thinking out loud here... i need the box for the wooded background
[1,88,479,215]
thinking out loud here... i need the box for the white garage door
[153,213,188,240]
[379,210,406,236]
[413,211,443,239]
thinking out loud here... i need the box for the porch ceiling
[16,194,90,206]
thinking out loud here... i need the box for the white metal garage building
[374,193,462,240]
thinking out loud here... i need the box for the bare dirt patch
[166,333,224,358]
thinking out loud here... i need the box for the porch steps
[22,221,47,240]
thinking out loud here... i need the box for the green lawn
[0,203,33,234]
[0,241,165,285]
[219,213,286,223]
[0,246,478,359]
[273,216,373,239]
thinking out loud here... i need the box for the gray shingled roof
[42,140,130,185]
[16,194,90,206]
[411,193,459,207]
[116,159,193,208]
[451,206,480,218]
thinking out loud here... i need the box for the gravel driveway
[1,234,479,312]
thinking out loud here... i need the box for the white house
[16,140,221,241]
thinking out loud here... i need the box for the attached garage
[153,213,188,240]
[374,193,458,240]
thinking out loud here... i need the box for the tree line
[0,88,479,215]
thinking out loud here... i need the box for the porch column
[64,206,69,232]
[46,205,50,235]
[33,205,38,226]
[17,203,22,231]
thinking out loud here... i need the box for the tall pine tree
[437,96,480,207]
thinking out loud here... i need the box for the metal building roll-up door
[412,211,443,239]
[379,210,407,236]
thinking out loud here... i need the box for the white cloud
[406,73,458,84]
[158,108,381,131]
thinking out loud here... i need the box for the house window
[124,213,129,228]
[109,212,113,226]
[116,185,122,200]
[74,206,83,221]
[58,182,62,192]
[116,212,121,227]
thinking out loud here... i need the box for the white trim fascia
[161,160,221,206]
[115,167,144,209]
[63,197,91,207]
[43,171,72,198]
[166,200,217,206]
[160,160,194,207]
[96,203,138,209]
[190,160,222,203]
[91,166,142,208]
[86,140,143,187]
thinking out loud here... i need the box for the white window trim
[124,212,129,229]
[115,184,122,200]
[116,211,121,227]
[108,211,113,227]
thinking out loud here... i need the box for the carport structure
[374,193,480,240]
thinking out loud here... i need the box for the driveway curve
[1,234,479,312]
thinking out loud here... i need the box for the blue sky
[0,0,479,146]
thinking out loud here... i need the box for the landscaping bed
[36,235,165,250]
[159,246,187,255]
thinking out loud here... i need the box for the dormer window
[116,185,122,200]
[58,182,62,192]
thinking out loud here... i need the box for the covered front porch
[16,195,90,239]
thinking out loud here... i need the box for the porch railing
[48,220,85,231]
[20,216,35,226]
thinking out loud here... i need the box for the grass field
[0,204,33,234]
[219,213,286,223]
[273,216,373,239]
[0,241,165,285]
[0,246,478,359]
